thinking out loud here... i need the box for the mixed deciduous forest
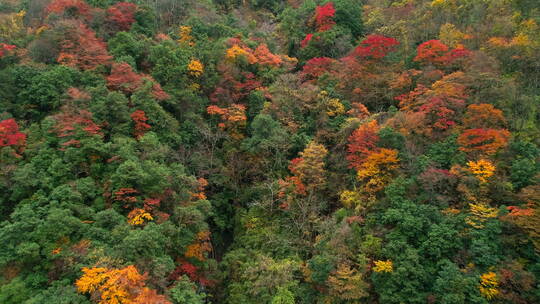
[1,0,540,303]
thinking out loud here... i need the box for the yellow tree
[291,141,328,193]
[356,148,400,193]
[327,263,369,301]
[467,159,496,183]
[76,265,171,304]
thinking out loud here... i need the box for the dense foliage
[1,0,540,303]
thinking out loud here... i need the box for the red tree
[414,40,450,65]
[52,107,102,139]
[301,33,313,48]
[457,128,511,155]
[352,35,400,59]
[57,22,112,70]
[0,43,16,58]
[46,0,92,20]
[301,57,336,81]
[315,2,336,32]
[131,110,151,139]
[107,62,170,100]
[0,119,26,148]
[106,2,137,31]
[346,120,380,169]
[107,62,143,94]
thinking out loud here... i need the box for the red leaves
[414,40,450,65]
[0,119,26,148]
[131,110,151,139]
[414,40,471,66]
[301,57,336,80]
[463,103,506,129]
[507,206,534,216]
[107,62,142,94]
[106,2,137,31]
[301,33,313,48]
[52,108,102,138]
[114,188,139,204]
[315,2,336,32]
[253,44,283,66]
[457,128,510,155]
[46,0,91,20]
[352,35,400,59]
[57,22,112,70]
[206,104,247,122]
[347,120,380,169]
[107,62,170,100]
[0,43,16,57]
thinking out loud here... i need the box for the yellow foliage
[511,33,532,47]
[357,148,400,193]
[178,26,194,46]
[225,44,257,64]
[187,59,204,77]
[467,159,495,183]
[327,263,368,300]
[0,10,25,40]
[326,98,345,116]
[439,23,466,47]
[479,272,499,300]
[466,202,498,228]
[373,260,393,273]
[339,190,361,209]
[76,265,167,304]
[127,208,153,226]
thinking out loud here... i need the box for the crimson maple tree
[0,119,26,148]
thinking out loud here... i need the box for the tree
[347,120,380,169]
[466,159,496,183]
[289,141,328,193]
[46,0,92,21]
[75,265,171,304]
[106,2,138,32]
[351,35,399,59]
[0,119,26,148]
[314,2,336,32]
[463,103,506,129]
[478,272,499,300]
[0,43,16,58]
[107,62,169,100]
[130,110,151,140]
[458,128,510,155]
[327,263,369,300]
[57,22,112,70]
[356,148,400,193]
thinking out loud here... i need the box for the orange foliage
[75,265,170,304]
[463,103,506,129]
[52,107,102,139]
[185,231,212,261]
[458,128,510,155]
[347,120,380,169]
[130,110,151,140]
[253,44,282,66]
[356,148,400,193]
[347,102,370,119]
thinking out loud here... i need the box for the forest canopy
[1,0,540,303]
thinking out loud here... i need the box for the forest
[0,0,540,303]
